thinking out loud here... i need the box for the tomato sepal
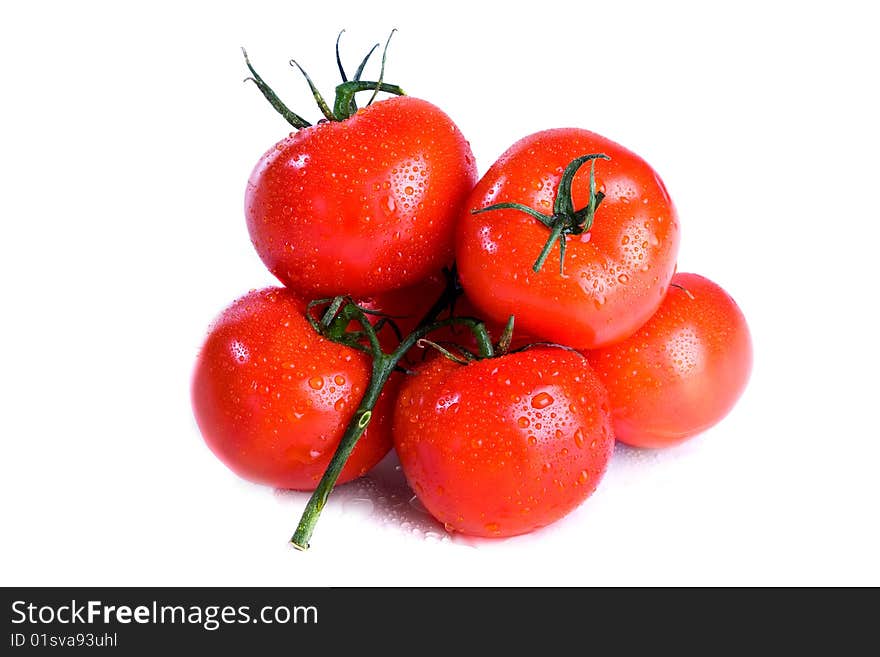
[472,153,610,275]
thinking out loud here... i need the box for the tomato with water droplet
[586,273,752,448]
[191,287,396,489]
[457,128,680,349]
[392,348,613,537]
[246,97,477,297]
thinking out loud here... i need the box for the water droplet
[578,470,590,484]
[484,522,501,534]
[382,195,396,215]
[334,375,346,386]
[528,436,538,446]
[617,274,629,284]
[308,376,324,390]
[573,428,585,448]
[230,340,249,363]
[404,185,414,195]
[531,392,554,409]
[334,399,346,412]
[517,416,531,428]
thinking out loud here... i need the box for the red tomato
[246,97,477,297]
[191,287,395,489]
[457,128,680,349]
[586,273,752,448]
[393,349,614,537]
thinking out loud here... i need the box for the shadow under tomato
[273,441,690,548]
[273,451,456,544]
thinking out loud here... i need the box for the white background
[2,0,878,586]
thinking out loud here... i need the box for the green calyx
[242,29,405,129]
[472,153,611,276]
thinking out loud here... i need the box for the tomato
[246,97,477,297]
[586,273,752,448]
[393,349,614,537]
[191,287,395,489]
[456,128,680,350]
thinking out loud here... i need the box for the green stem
[321,296,346,328]
[471,202,553,227]
[471,153,611,275]
[348,42,379,114]
[416,339,472,365]
[243,34,403,127]
[290,60,335,122]
[291,352,392,550]
[335,30,349,82]
[496,315,516,355]
[290,308,492,550]
[532,220,566,273]
[332,81,405,120]
[241,48,311,129]
[367,29,397,106]
[353,44,379,82]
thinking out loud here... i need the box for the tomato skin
[393,349,614,537]
[246,97,477,297]
[586,273,752,448]
[191,288,394,489]
[456,128,680,349]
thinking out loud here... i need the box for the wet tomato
[191,287,396,489]
[246,97,477,297]
[457,128,680,349]
[393,348,613,537]
[587,273,752,448]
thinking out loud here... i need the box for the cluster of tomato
[191,35,752,549]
